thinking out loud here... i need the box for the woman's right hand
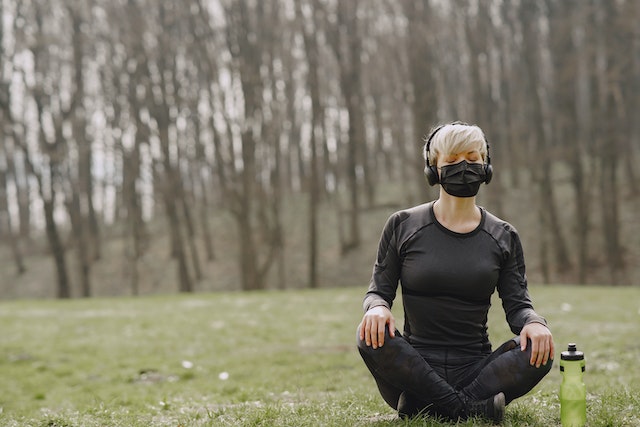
[358,306,396,349]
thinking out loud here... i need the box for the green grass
[0,285,639,426]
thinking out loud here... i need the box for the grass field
[1,285,639,426]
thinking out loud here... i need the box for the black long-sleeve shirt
[363,202,546,352]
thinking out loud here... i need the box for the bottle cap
[560,343,584,361]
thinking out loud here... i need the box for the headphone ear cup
[484,163,493,184]
[425,165,439,186]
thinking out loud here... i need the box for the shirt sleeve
[362,212,403,312]
[497,226,548,335]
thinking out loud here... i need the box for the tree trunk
[125,105,148,295]
[223,0,280,290]
[0,166,26,275]
[69,6,100,263]
[402,0,438,202]
[461,0,504,215]
[620,0,639,197]
[193,119,215,262]
[120,0,152,295]
[30,5,73,297]
[0,17,26,275]
[330,1,365,253]
[259,0,286,289]
[127,93,150,295]
[181,191,203,281]
[156,123,193,292]
[297,0,323,288]
[519,2,572,282]
[572,21,591,285]
[146,3,193,293]
[65,189,91,297]
[545,0,591,284]
[43,198,71,298]
[595,0,625,284]
[31,110,71,299]
[236,209,260,291]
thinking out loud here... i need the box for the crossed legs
[357,327,552,420]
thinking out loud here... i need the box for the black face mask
[439,160,487,198]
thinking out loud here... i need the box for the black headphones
[423,122,493,186]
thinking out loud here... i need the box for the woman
[356,122,554,424]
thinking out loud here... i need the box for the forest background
[0,0,638,299]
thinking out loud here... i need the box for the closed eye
[442,151,482,165]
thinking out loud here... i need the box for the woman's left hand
[520,322,554,368]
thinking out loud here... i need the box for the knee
[356,327,368,351]
[540,356,554,376]
[527,356,553,387]
[355,325,375,352]
[355,325,397,353]
[519,340,554,376]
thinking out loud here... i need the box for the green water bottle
[560,343,586,427]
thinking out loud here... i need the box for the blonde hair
[423,123,488,167]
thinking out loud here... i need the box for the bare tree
[222,0,281,290]
[64,2,95,297]
[545,0,592,284]
[594,0,625,284]
[327,0,366,253]
[26,1,76,298]
[149,2,194,292]
[296,0,324,288]
[0,0,26,276]
[0,144,26,275]
[519,1,572,283]
[402,0,438,201]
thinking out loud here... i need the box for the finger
[542,340,550,365]
[534,340,546,367]
[549,339,556,361]
[377,318,386,347]
[389,317,396,338]
[535,340,546,367]
[530,338,539,366]
[364,319,372,347]
[539,342,548,367]
[520,331,528,351]
[369,321,378,349]
[358,321,364,341]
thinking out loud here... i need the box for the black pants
[357,327,553,417]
